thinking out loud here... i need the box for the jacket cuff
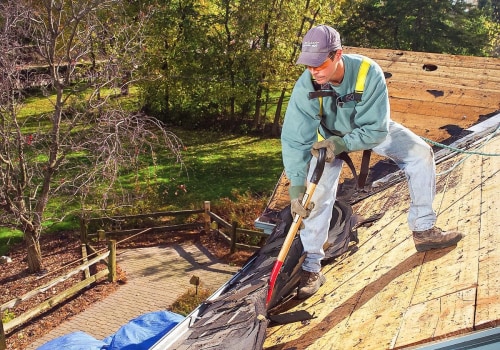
[328,136,348,155]
[289,185,306,200]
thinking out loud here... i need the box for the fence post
[80,216,88,243]
[108,240,117,283]
[97,229,106,242]
[204,201,211,232]
[0,317,6,350]
[230,221,238,254]
[81,243,90,279]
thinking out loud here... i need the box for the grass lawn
[158,128,283,209]
[0,130,284,255]
[1,87,285,255]
[0,228,23,256]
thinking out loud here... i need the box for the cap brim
[296,51,329,67]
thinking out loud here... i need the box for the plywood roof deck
[262,49,500,349]
[264,116,499,350]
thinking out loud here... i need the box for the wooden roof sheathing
[264,117,499,349]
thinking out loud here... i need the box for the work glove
[311,136,348,162]
[291,196,314,219]
[289,186,314,222]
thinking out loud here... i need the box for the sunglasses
[307,58,332,70]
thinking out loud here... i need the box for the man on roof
[281,24,463,299]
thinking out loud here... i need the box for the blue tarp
[37,311,184,350]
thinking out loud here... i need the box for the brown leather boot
[297,270,326,299]
[413,227,463,252]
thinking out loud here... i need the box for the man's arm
[281,71,321,188]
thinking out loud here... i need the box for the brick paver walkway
[26,242,240,349]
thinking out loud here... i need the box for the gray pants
[301,121,436,272]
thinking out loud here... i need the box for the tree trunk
[24,231,43,273]
[271,87,286,137]
[253,85,263,129]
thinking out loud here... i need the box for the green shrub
[214,190,267,228]
[170,287,213,316]
[213,190,267,246]
[2,309,15,323]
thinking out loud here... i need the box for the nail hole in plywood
[422,64,438,71]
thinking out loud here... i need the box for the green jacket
[281,54,390,188]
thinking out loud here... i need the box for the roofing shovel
[266,147,326,307]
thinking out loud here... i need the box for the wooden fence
[0,201,266,348]
[0,243,116,350]
[80,201,267,253]
[80,208,205,243]
[204,202,269,253]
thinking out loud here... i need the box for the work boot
[412,227,463,252]
[297,270,326,299]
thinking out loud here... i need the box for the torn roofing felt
[150,199,366,350]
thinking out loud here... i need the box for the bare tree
[0,0,183,273]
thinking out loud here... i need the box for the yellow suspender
[355,58,371,95]
[318,96,323,118]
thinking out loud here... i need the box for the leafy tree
[479,0,500,22]
[0,0,182,273]
[478,0,500,56]
[338,0,492,56]
[137,0,212,128]
[139,0,263,130]
[138,0,496,133]
[139,0,343,132]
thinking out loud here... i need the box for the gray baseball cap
[296,25,342,66]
